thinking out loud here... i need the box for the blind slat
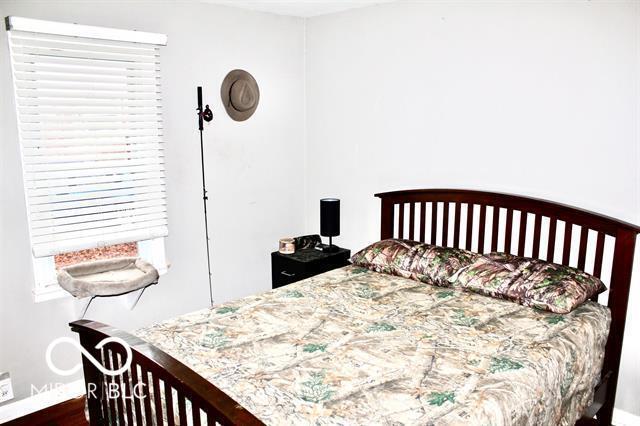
[22,136,163,148]
[33,226,168,257]
[21,121,162,131]
[13,62,158,77]
[28,178,165,197]
[24,164,164,181]
[28,191,166,214]
[14,71,158,85]
[26,171,164,189]
[17,97,162,107]
[29,185,166,205]
[32,205,167,229]
[23,150,164,165]
[25,157,163,173]
[20,113,161,123]
[31,219,167,244]
[18,105,161,115]
[30,198,165,221]
[16,80,160,92]
[32,212,168,237]
[22,128,162,141]
[16,88,161,100]
[12,53,160,70]
[24,142,164,156]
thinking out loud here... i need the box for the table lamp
[320,198,340,253]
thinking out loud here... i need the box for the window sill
[33,264,169,303]
[33,284,72,303]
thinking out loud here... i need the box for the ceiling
[203,1,396,18]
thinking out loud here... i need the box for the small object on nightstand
[318,198,340,253]
[279,238,295,254]
[294,234,321,250]
[271,246,350,289]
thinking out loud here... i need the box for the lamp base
[316,243,340,253]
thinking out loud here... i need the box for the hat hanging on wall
[220,69,260,121]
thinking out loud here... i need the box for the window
[5,17,169,301]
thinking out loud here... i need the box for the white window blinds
[6,17,169,257]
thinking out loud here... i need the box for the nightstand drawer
[271,254,312,287]
[273,268,311,288]
[271,247,350,289]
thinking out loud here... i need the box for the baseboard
[0,379,84,423]
[613,408,640,426]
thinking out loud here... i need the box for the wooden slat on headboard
[375,188,639,425]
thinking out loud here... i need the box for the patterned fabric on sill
[136,266,610,426]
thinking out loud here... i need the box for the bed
[70,189,640,425]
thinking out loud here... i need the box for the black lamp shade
[320,198,340,237]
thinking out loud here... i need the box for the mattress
[136,265,610,425]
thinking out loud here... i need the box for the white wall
[0,0,305,403]
[304,0,640,416]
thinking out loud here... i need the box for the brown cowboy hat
[220,69,260,121]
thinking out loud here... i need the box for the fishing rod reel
[197,86,213,131]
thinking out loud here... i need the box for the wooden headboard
[375,188,639,425]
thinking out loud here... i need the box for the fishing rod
[197,86,214,306]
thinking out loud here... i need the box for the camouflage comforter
[136,266,610,425]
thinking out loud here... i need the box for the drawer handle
[280,271,295,277]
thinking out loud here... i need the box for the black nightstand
[271,247,351,289]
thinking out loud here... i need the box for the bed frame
[71,189,639,426]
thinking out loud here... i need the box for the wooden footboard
[70,320,263,426]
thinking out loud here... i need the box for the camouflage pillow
[448,254,533,300]
[350,239,479,287]
[401,243,480,286]
[451,252,607,314]
[511,259,606,314]
[350,239,420,276]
